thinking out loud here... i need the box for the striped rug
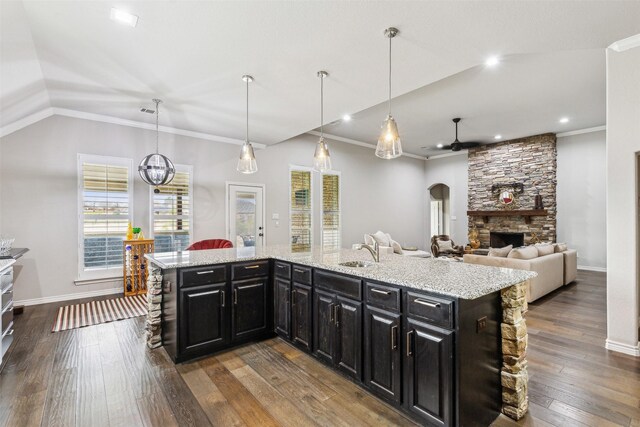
[51,294,147,332]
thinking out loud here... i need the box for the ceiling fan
[439,118,482,151]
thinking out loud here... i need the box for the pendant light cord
[388,33,392,116]
[246,78,249,143]
[320,74,324,137]
[155,99,160,154]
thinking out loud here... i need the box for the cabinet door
[313,289,335,365]
[232,278,268,341]
[292,283,312,352]
[364,306,401,403]
[404,318,453,427]
[335,297,363,380]
[274,278,291,338]
[180,283,228,353]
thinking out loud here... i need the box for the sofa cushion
[372,231,390,247]
[554,243,568,253]
[438,239,454,251]
[508,245,538,260]
[364,234,374,246]
[536,244,555,257]
[488,245,512,257]
[390,239,403,255]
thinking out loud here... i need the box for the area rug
[51,294,147,332]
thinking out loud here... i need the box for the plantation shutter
[152,170,192,252]
[322,174,340,249]
[290,170,312,252]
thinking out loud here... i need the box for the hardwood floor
[0,270,638,427]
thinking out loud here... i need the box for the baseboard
[605,339,640,357]
[14,287,123,307]
[577,265,607,272]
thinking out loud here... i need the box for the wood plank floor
[0,270,638,427]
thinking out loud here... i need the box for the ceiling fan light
[376,115,402,159]
[313,137,332,172]
[237,141,258,174]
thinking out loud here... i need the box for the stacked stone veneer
[500,281,529,420]
[468,133,557,247]
[146,264,163,349]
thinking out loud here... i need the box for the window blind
[290,169,312,252]
[81,161,131,270]
[322,174,341,250]
[152,170,192,253]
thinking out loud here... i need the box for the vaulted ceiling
[2,1,639,154]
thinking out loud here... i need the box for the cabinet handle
[3,289,12,295]
[277,264,286,269]
[406,330,414,357]
[293,268,306,274]
[234,289,238,304]
[244,265,261,270]
[189,290,217,298]
[414,298,440,309]
[334,305,340,326]
[329,304,335,323]
[220,290,225,307]
[292,290,296,307]
[2,304,13,314]
[391,325,398,350]
[370,288,390,295]
[196,270,214,275]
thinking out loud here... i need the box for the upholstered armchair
[430,235,464,257]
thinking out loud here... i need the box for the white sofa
[352,232,430,258]
[463,244,577,303]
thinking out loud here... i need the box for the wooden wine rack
[123,239,154,296]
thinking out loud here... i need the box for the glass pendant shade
[139,153,176,186]
[237,141,258,174]
[313,136,332,172]
[376,114,403,159]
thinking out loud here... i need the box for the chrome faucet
[356,241,380,262]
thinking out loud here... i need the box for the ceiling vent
[140,107,155,114]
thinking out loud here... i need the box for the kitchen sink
[339,260,374,268]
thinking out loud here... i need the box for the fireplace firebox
[490,232,524,248]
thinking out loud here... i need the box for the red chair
[186,239,233,250]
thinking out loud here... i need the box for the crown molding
[306,131,427,160]
[556,125,606,138]
[1,107,266,149]
[426,150,468,160]
[609,34,640,52]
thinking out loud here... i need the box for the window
[151,165,193,253]
[78,154,133,278]
[321,173,341,250]
[290,168,312,252]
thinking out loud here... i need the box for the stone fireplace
[490,231,525,248]
[468,133,557,247]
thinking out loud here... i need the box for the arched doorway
[429,183,450,237]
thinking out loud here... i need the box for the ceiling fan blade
[440,145,452,150]
[459,142,482,148]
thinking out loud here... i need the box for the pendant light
[237,75,258,174]
[313,70,332,172]
[375,27,403,159]
[138,99,176,187]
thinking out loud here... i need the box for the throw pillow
[372,230,391,247]
[488,245,512,257]
[364,234,374,246]
[554,243,568,253]
[390,239,403,255]
[438,239,454,252]
[536,244,554,257]
[507,245,539,260]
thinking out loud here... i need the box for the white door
[431,200,443,236]
[227,184,265,249]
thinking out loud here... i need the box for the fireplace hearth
[490,232,525,248]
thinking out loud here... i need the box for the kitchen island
[146,246,535,426]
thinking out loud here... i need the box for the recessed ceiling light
[110,8,138,27]
[494,134,502,140]
[436,143,444,148]
[559,117,569,124]
[485,56,499,67]
[342,115,352,122]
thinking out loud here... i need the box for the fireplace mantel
[467,209,548,225]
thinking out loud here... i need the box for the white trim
[74,276,121,286]
[577,265,607,273]
[289,165,314,251]
[0,107,266,149]
[14,287,123,307]
[306,131,427,161]
[0,107,54,138]
[320,170,342,250]
[225,182,267,248]
[426,150,468,160]
[605,339,640,357]
[557,125,606,138]
[609,34,640,52]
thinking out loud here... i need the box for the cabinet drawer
[405,292,454,329]
[2,304,13,335]
[232,261,270,281]
[365,282,401,312]
[314,270,362,300]
[1,286,12,310]
[181,266,227,288]
[292,265,312,285]
[274,261,291,279]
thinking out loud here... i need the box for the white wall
[605,43,640,356]
[424,153,469,245]
[0,115,426,303]
[557,130,607,270]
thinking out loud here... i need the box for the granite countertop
[146,245,535,300]
[0,259,15,274]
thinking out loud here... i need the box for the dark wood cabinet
[275,278,291,338]
[291,283,312,351]
[364,305,401,403]
[313,288,336,365]
[404,317,453,427]
[232,278,269,341]
[179,282,229,353]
